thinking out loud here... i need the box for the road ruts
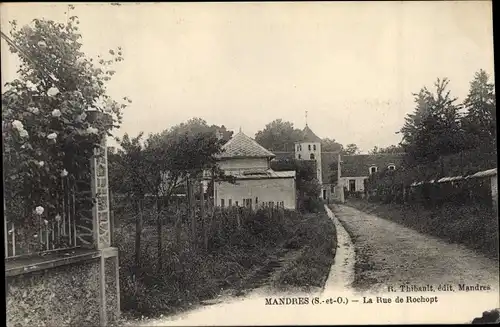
[331,204,500,294]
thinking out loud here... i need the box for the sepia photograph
[2,1,498,326]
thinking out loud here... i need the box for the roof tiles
[219,132,276,159]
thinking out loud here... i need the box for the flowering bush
[2,12,131,251]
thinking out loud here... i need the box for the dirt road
[332,204,499,294]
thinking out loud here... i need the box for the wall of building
[339,176,368,192]
[218,157,269,171]
[295,142,322,185]
[215,177,296,210]
[6,256,118,327]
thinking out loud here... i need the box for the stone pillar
[88,111,119,326]
[91,135,111,249]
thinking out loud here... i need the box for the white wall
[294,142,322,184]
[339,176,368,192]
[215,177,296,210]
[218,158,269,171]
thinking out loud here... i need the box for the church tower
[294,117,322,185]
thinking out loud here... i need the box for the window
[228,199,232,206]
[298,154,302,159]
[221,199,225,207]
[255,197,258,206]
[323,189,327,199]
[369,166,378,174]
[331,185,335,193]
[235,200,239,206]
[349,179,356,192]
[388,165,396,171]
[243,198,252,208]
[308,144,311,151]
[313,144,316,151]
[310,153,315,160]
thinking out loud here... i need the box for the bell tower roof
[297,125,322,143]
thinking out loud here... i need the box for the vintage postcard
[2,1,498,326]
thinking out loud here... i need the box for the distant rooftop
[297,125,322,143]
[218,131,276,159]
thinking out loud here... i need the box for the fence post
[4,197,7,258]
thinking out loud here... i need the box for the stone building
[337,153,405,197]
[214,131,296,210]
[272,124,405,203]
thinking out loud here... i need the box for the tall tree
[461,69,496,151]
[399,78,463,165]
[321,138,343,152]
[254,119,303,151]
[342,143,360,155]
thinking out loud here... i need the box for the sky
[0,1,495,153]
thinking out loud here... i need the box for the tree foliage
[2,11,129,228]
[321,138,343,152]
[342,143,360,155]
[367,70,496,206]
[399,78,464,165]
[254,119,303,152]
[370,144,404,154]
[461,69,496,151]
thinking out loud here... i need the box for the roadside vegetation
[345,70,497,260]
[114,198,336,319]
[108,118,336,319]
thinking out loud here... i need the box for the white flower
[86,126,98,135]
[51,109,61,117]
[19,129,29,138]
[76,112,87,122]
[26,80,38,91]
[37,161,45,167]
[12,120,24,131]
[47,133,58,140]
[60,169,68,177]
[35,206,44,215]
[94,96,105,108]
[37,41,47,47]
[28,107,40,114]
[47,87,60,97]
[55,214,61,222]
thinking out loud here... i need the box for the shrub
[114,203,316,317]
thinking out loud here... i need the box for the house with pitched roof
[271,124,405,203]
[338,154,405,196]
[214,131,297,210]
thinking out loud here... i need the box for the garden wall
[6,249,119,327]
